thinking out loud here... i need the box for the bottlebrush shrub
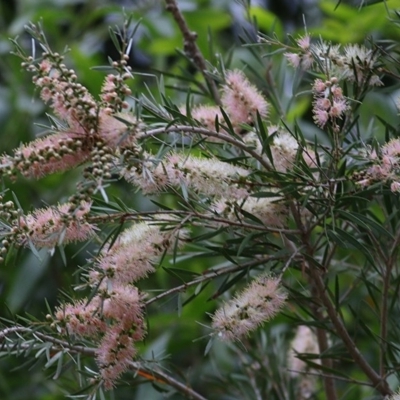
[2,7,400,400]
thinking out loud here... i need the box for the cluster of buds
[100,63,132,113]
[25,53,99,133]
[355,139,400,192]
[0,43,144,206]
[0,197,19,262]
[312,77,348,131]
[285,36,381,87]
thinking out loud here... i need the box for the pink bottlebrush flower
[98,111,139,148]
[12,131,92,179]
[344,44,374,67]
[190,105,224,134]
[300,52,314,70]
[100,73,132,113]
[92,222,187,285]
[55,282,146,390]
[32,58,99,130]
[153,153,250,198]
[285,52,301,68]
[312,77,348,129]
[311,41,342,65]
[367,164,391,181]
[288,326,320,375]
[312,79,327,94]
[55,299,106,337]
[312,108,329,128]
[124,153,251,199]
[96,327,137,390]
[315,97,331,111]
[391,181,400,193]
[369,75,383,86]
[212,196,287,227]
[329,98,348,118]
[221,70,269,127]
[296,35,311,50]
[382,139,400,158]
[122,153,170,194]
[102,284,145,334]
[342,44,381,86]
[271,132,299,172]
[302,148,319,169]
[212,275,287,341]
[242,130,317,173]
[241,197,287,227]
[331,85,343,99]
[101,74,117,93]
[19,201,96,249]
[38,59,52,74]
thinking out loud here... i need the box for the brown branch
[164,0,221,105]
[310,290,337,400]
[379,230,400,377]
[308,267,392,396]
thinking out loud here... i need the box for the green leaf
[337,210,393,239]
[209,270,248,300]
[327,227,375,265]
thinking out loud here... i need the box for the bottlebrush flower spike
[190,105,224,135]
[288,325,320,399]
[212,275,287,341]
[8,131,92,179]
[90,221,188,286]
[55,283,146,389]
[221,70,269,127]
[212,196,288,227]
[124,152,251,199]
[18,201,96,249]
[98,111,141,149]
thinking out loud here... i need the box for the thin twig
[0,326,208,400]
[88,209,300,235]
[142,125,272,171]
[164,0,221,105]
[287,368,373,387]
[129,361,208,400]
[145,255,287,306]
